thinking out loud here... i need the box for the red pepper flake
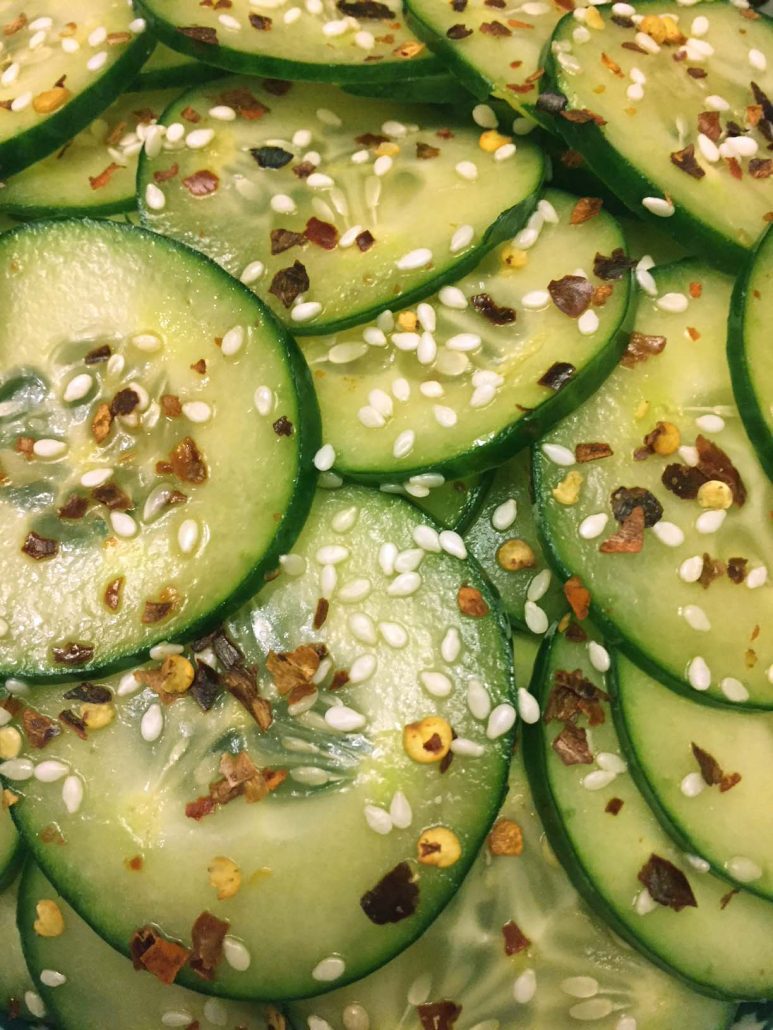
[262,78,291,95]
[273,415,294,437]
[330,669,350,690]
[270,228,307,255]
[697,110,721,143]
[575,442,613,463]
[293,160,315,179]
[622,40,647,53]
[126,855,144,871]
[169,437,208,484]
[190,912,228,980]
[91,402,113,444]
[670,144,705,179]
[538,361,576,391]
[502,919,530,955]
[506,82,535,94]
[84,344,111,365]
[181,106,201,123]
[185,794,217,821]
[727,556,748,584]
[720,888,739,909]
[64,682,112,704]
[266,643,327,695]
[570,196,603,225]
[130,927,191,984]
[560,148,584,168]
[269,260,309,308]
[750,158,773,179]
[58,709,88,740]
[110,387,139,416]
[223,666,273,731]
[154,163,179,183]
[93,483,132,511]
[548,275,593,318]
[507,18,534,28]
[698,553,725,589]
[51,642,95,666]
[22,708,61,748]
[3,13,27,35]
[356,230,375,252]
[599,506,645,554]
[249,12,272,28]
[545,668,609,726]
[355,132,389,148]
[637,854,697,912]
[561,108,606,126]
[691,742,741,792]
[417,1001,462,1030]
[621,331,667,368]
[22,531,59,561]
[600,51,624,77]
[552,722,593,765]
[470,292,516,325]
[215,87,269,120]
[58,494,89,520]
[480,19,511,35]
[687,66,707,79]
[593,248,634,280]
[305,217,339,250]
[457,584,489,617]
[361,862,419,924]
[696,435,746,506]
[182,169,219,197]
[726,156,743,180]
[89,162,122,190]
[688,281,703,299]
[610,486,663,527]
[563,575,590,620]
[161,394,182,418]
[141,596,178,625]
[313,598,329,629]
[446,23,473,37]
[606,797,624,815]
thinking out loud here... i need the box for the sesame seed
[687,655,711,691]
[635,887,657,915]
[524,600,549,634]
[87,51,108,72]
[355,29,375,48]
[34,760,70,783]
[325,705,367,732]
[396,248,433,271]
[746,566,768,589]
[721,677,749,703]
[440,627,461,663]
[339,225,364,249]
[0,758,34,780]
[149,642,184,660]
[420,381,444,398]
[685,854,710,873]
[561,976,599,999]
[140,703,164,742]
[387,572,422,597]
[691,14,709,34]
[656,292,689,313]
[363,326,387,346]
[467,677,491,720]
[695,414,725,433]
[270,193,296,215]
[223,936,252,971]
[450,224,474,253]
[588,641,611,672]
[349,613,377,645]
[421,670,453,697]
[40,970,67,989]
[579,512,608,540]
[749,47,767,71]
[177,519,200,555]
[338,578,372,603]
[181,401,212,424]
[88,26,108,46]
[494,142,517,162]
[117,672,142,698]
[696,509,726,534]
[10,92,31,113]
[635,31,660,52]
[526,569,552,602]
[28,29,46,49]
[28,17,53,30]
[0,63,19,87]
[517,687,540,724]
[697,133,720,163]
[316,544,350,566]
[439,530,467,559]
[378,621,408,647]
[33,438,67,459]
[571,1000,615,1021]
[393,430,415,459]
[364,804,393,834]
[451,737,485,758]
[254,386,274,416]
[378,542,398,575]
[162,1013,195,1028]
[446,332,481,353]
[626,82,645,102]
[413,525,441,552]
[319,471,343,489]
[472,103,498,128]
[144,182,166,211]
[581,769,617,791]
[24,993,46,1020]
[705,94,730,112]
[514,226,539,249]
[328,342,367,364]
[486,702,516,739]
[0,708,10,726]
[727,857,762,883]
[110,512,138,539]
[678,445,699,467]
[652,521,685,547]
[131,331,163,353]
[521,290,550,310]
[358,405,385,429]
[641,196,675,218]
[307,172,335,190]
[438,285,467,309]
[313,444,336,472]
[312,956,346,982]
[513,969,537,1004]
[682,605,711,632]
[284,7,301,22]
[389,790,412,828]
[293,301,323,323]
[542,443,575,466]
[492,498,518,531]
[280,553,306,577]
[598,752,628,774]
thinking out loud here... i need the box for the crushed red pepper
[637,854,697,912]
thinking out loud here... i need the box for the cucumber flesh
[137,77,544,335]
[134,45,221,90]
[0,2,153,179]
[135,0,443,85]
[289,738,734,1029]
[614,651,773,901]
[534,259,773,707]
[0,88,182,219]
[545,0,773,270]
[408,471,493,532]
[304,188,631,479]
[728,225,773,480]
[3,485,515,1001]
[523,629,773,999]
[0,872,44,1025]
[465,449,568,633]
[0,219,319,681]
[18,861,272,1030]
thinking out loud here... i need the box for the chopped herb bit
[637,854,697,912]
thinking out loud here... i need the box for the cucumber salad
[0,1,770,1028]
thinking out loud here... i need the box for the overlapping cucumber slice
[3,486,515,1001]
[545,0,773,269]
[729,225,773,480]
[137,77,544,335]
[408,471,493,531]
[135,0,444,85]
[614,653,773,901]
[0,2,153,179]
[304,188,631,478]
[344,71,472,105]
[18,862,272,1030]
[290,728,733,1029]
[0,872,45,1025]
[523,629,773,999]
[465,449,568,633]
[534,259,773,707]
[0,88,181,219]
[0,220,318,681]
[134,45,220,90]
[0,806,22,893]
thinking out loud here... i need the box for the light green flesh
[0,1,152,177]
[550,0,773,258]
[528,631,773,999]
[289,745,732,1030]
[615,652,773,901]
[137,0,437,81]
[18,863,269,1030]
[408,472,491,532]
[0,88,180,217]
[406,0,577,114]
[0,873,40,1023]
[466,449,568,631]
[305,188,630,478]
[0,220,316,680]
[5,486,514,1000]
[534,259,773,707]
[137,78,544,335]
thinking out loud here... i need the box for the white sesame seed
[691,14,709,33]
[339,578,372,603]
[373,154,392,177]
[117,672,141,698]
[679,444,699,466]
[292,302,323,323]
[521,290,550,310]
[131,331,163,354]
[174,518,200,556]
[223,936,251,971]
[109,512,138,539]
[450,224,474,253]
[421,670,453,698]
[316,544,349,567]
[652,521,685,547]
[524,601,549,635]
[439,530,467,560]
[695,413,725,433]
[588,641,611,672]
[413,525,441,552]
[491,498,518,532]
[313,444,336,472]
[62,372,93,403]
[705,94,730,112]
[571,999,615,1021]
[727,856,762,882]
[747,565,768,589]
[396,248,432,271]
[307,172,335,189]
[724,135,759,159]
[165,122,185,144]
[451,737,485,757]
[517,687,540,724]
[162,1013,196,1029]
[446,332,481,353]
[378,542,397,576]
[0,758,33,781]
[393,430,415,459]
[697,133,720,163]
[687,655,711,691]
[392,332,420,352]
[626,82,645,102]
[325,705,367,732]
[696,509,726,534]
[140,703,164,742]
[33,438,67,459]
[24,993,46,1019]
[561,976,599,999]
[641,196,675,217]
[514,227,539,249]
[220,325,246,357]
[181,401,212,424]
[40,970,67,989]
[278,555,306,580]
[363,326,387,346]
[144,182,166,211]
[438,286,467,310]
[656,292,688,313]
[389,790,412,828]
[387,572,422,597]
[34,760,69,783]
[355,29,375,48]
[322,17,348,35]
[253,385,274,417]
[472,103,498,128]
[28,16,53,30]
[494,142,517,162]
[358,406,385,429]
[581,769,617,791]
[88,25,108,47]
[87,50,108,72]
[364,804,392,834]
[635,887,657,915]
[749,47,767,71]
[149,642,184,660]
[186,128,215,150]
[579,512,608,540]
[685,853,710,873]
[526,569,552,603]
[0,63,19,87]
[395,549,424,574]
[721,677,749,703]
[319,472,343,489]
[5,678,27,696]
[378,621,408,648]
[682,605,711,632]
[541,443,575,466]
[328,342,367,364]
[270,193,296,215]
[284,6,301,22]
[440,627,461,663]
[466,678,491,721]
[513,968,537,1004]
[635,31,660,52]
[312,956,346,982]
[347,613,376,646]
[486,703,516,740]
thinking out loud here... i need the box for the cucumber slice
[137,78,544,335]
[465,449,569,633]
[534,259,773,708]
[344,72,472,105]
[17,862,272,1030]
[614,651,773,901]
[4,485,515,1001]
[289,738,734,1029]
[523,628,773,1000]
[0,219,318,682]
[304,188,631,479]
[135,0,444,85]
[134,45,221,90]
[408,471,493,532]
[0,872,44,1025]
[0,88,182,219]
[619,214,692,266]
[728,225,773,480]
[0,3,153,179]
[0,806,23,893]
[544,0,773,270]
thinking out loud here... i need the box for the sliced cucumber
[344,72,472,105]
[18,862,272,1030]
[534,259,773,708]
[0,805,23,893]
[4,485,515,1001]
[545,0,773,270]
[289,741,733,1029]
[134,45,220,90]
[304,188,631,479]
[0,219,318,681]
[619,214,692,266]
[465,449,569,633]
[136,0,444,85]
[0,872,44,1025]
[614,651,773,901]
[729,225,773,480]
[0,2,153,179]
[137,78,544,335]
[0,88,182,219]
[408,471,493,532]
[523,628,773,999]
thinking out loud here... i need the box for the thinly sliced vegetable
[0,809,22,894]
[137,77,544,334]
[4,485,515,1001]
[344,72,472,105]
[0,219,318,681]
[133,44,220,90]
[0,871,44,1024]
[534,259,773,707]
[408,471,493,532]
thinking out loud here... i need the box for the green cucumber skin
[130,63,222,92]
[343,75,473,106]
[0,35,154,181]
[338,270,634,484]
[0,838,24,895]
[727,227,773,481]
[134,0,446,85]
[446,470,495,534]
[1,195,137,222]
[521,632,741,1003]
[1,219,321,686]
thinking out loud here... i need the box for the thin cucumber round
[614,652,773,901]
[533,259,773,708]
[3,485,516,1001]
[135,0,445,85]
[304,188,632,480]
[343,71,472,105]
[407,471,493,532]
[619,213,693,266]
[0,88,182,219]
[137,77,544,335]
[523,628,773,1000]
[290,735,734,1030]
[0,219,319,682]
[133,45,221,91]
[544,0,773,271]
[728,225,773,480]
[0,2,153,179]
[0,805,23,894]
[0,871,44,1025]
